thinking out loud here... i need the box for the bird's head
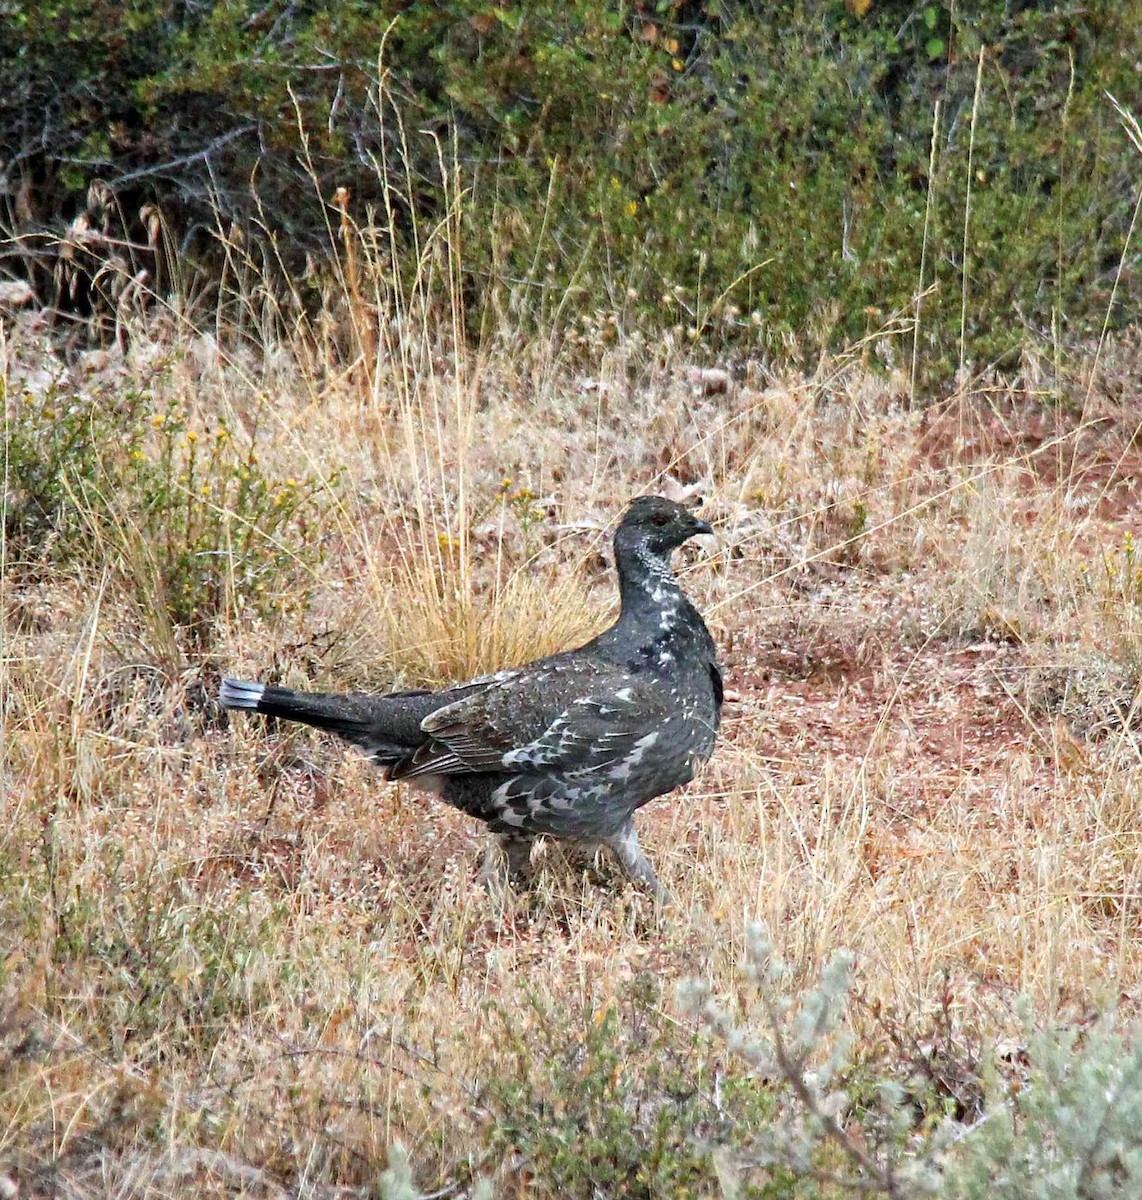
[613,495,713,562]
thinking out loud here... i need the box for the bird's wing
[389,657,674,780]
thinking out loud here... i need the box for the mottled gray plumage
[219,495,722,899]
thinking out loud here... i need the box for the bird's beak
[693,518,714,536]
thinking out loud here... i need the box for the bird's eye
[651,511,671,527]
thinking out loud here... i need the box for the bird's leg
[482,832,536,895]
[602,820,671,903]
[499,832,536,879]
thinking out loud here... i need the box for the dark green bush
[2,1,1140,379]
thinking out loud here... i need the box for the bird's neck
[616,543,686,632]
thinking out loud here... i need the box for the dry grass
[4,197,1142,1196]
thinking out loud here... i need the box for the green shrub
[111,401,324,645]
[478,974,795,1199]
[48,881,281,1061]
[684,922,1142,1199]
[3,2,1139,380]
[940,1009,1142,1199]
[2,381,144,558]
[2,379,323,651]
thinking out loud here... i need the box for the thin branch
[110,126,258,189]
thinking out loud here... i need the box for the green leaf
[926,36,946,59]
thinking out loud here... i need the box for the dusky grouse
[219,495,722,899]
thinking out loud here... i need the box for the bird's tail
[219,677,373,737]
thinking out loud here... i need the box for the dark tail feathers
[219,677,372,737]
